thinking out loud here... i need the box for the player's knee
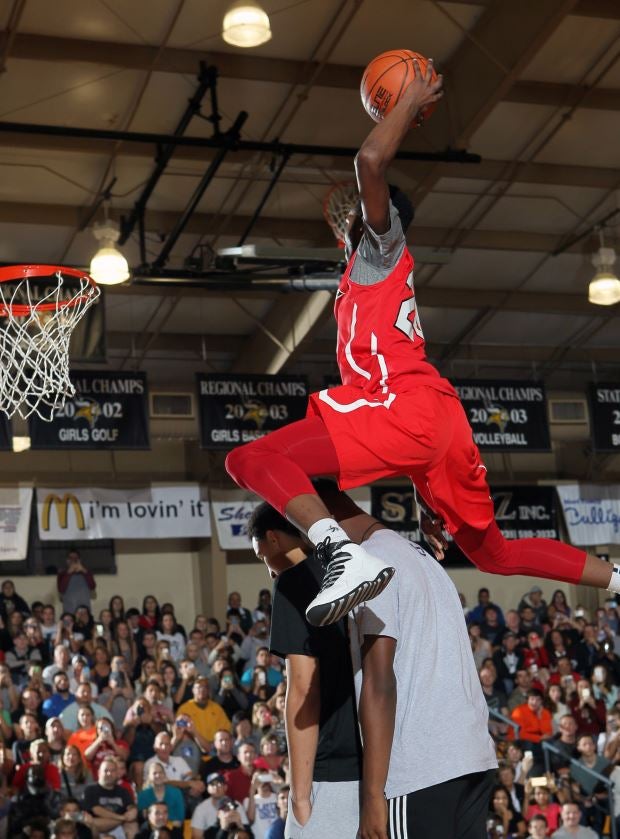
[224,444,250,486]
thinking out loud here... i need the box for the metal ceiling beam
[413,0,580,203]
[506,80,620,111]
[4,29,620,109]
[0,199,599,253]
[230,292,333,375]
[0,130,613,189]
[106,330,620,363]
[105,284,619,319]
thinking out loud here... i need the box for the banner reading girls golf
[29,371,149,450]
[588,384,620,453]
[453,380,550,451]
[197,374,308,450]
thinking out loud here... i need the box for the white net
[0,267,100,421]
[323,182,359,244]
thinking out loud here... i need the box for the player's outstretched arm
[355,58,443,234]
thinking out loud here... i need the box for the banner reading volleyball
[453,379,551,451]
[197,374,308,450]
[29,371,149,449]
[36,486,211,540]
[588,384,620,452]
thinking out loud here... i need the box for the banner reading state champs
[37,486,211,540]
[454,379,550,451]
[588,384,620,453]
[197,374,308,450]
[29,371,149,450]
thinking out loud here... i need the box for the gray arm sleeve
[349,201,406,286]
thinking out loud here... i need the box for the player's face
[344,208,363,260]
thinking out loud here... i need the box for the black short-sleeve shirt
[83,782,133,815]
[269,555,362,783]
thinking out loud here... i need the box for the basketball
[360,49,439,124]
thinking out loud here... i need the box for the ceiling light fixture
[89,220,130,286]
[223,1,272,48]
[589,229,620,306]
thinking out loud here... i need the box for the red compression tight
[225,414,587,584]
[225,416,340,515]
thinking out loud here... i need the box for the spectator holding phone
[524,780,563,835]
[215,668,249,718]
[191,775,249,838]
[83,718,129,776]
[176,677,231,753]
[102,655,135,729]
[240,649,282,692]
[57,551,96,616]
[122,698,164,787]
[568,680,606,737]
[227,593,253,635]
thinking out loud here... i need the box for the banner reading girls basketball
[28,371,149,450]
[197,374,308,450]
[588,384,620,452]
[453,380,551,451]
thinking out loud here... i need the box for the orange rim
[0,264,97,317]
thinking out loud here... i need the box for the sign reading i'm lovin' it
[197,374,308,450]
[588,384,620,452]
[453,379,551,451]
[29,371,149,450]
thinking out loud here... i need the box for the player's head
[344,184,415,259]
[248,504,305,577]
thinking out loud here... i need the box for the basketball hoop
[0,265,100,421]
[323,182,359,247]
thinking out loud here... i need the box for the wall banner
[453,379,551,451]
[370,485,420,542]
[492,486,558,540]
[197,374,308,450]
[556,484,620,546]
[29,371,149,450]
[36,486,211,541]
[588,384,620,453]
[0,487,33,560]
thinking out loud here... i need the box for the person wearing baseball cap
[190,773,249,836]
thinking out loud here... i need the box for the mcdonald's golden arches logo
[41,493,86,531]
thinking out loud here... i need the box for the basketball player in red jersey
[227,58,619,628]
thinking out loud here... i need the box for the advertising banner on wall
[0,487,33,560]
[370,485,420,542]
[197,374,308,450]
[0,415,11,451]
[588,384,620,453]
[36,486,211,540]
[492,486,559,540]
[556,484,620,546]
[29,371,149,450]
[453,380,550,451]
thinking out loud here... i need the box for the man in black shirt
[83,756,138,838]
[248,503,362,839]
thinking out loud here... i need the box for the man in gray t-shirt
[57,550,96,615]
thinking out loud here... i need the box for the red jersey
[334,246,455,398]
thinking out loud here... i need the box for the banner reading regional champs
[588,384,620,453]
[197,374,308,450]
[29,371,149,450]
[453,379,550,451]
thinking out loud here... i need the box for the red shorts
[307,384,494,534]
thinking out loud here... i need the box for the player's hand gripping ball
[360,49,442,126]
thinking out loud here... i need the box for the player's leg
[425,396,618,592]
[225,416,394,626]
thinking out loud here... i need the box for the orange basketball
[360,49,439,125]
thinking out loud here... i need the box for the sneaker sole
[305,566,395,627]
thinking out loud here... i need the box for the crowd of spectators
[4,550,620,839]
[0,562,287,839]
[469,585,620,838]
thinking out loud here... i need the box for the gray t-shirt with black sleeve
[349,201,406,286]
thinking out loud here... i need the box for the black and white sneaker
[305,536,395,627]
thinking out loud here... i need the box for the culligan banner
[556,484,620,546]
[36,486,211,540]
